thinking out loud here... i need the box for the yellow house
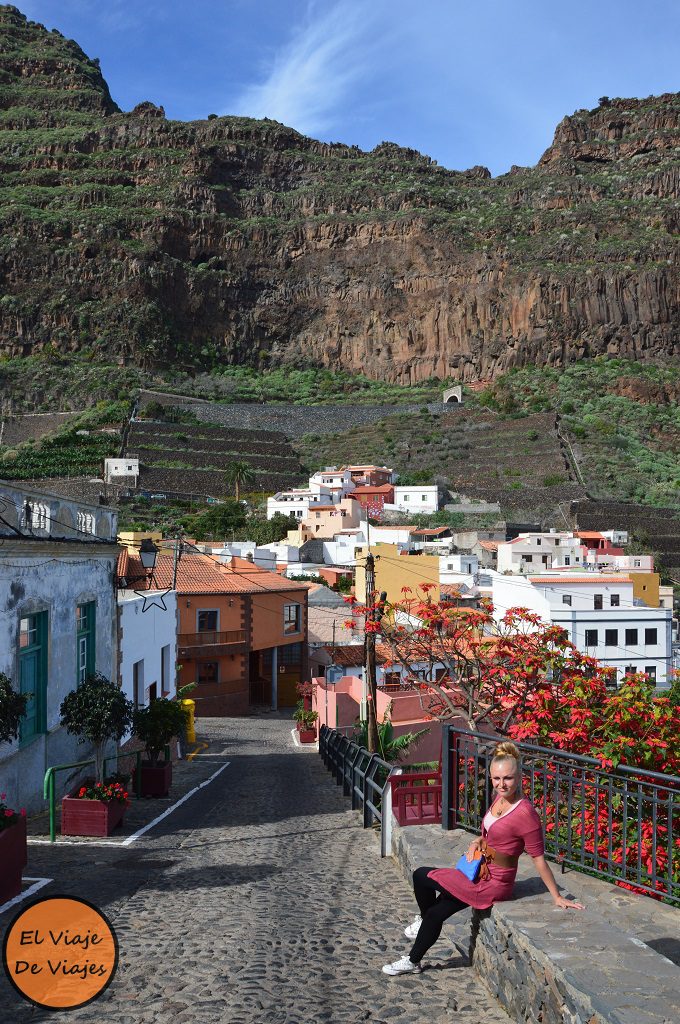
[355,543,440,605]
[630,571,660,608]
[117,530,163,552]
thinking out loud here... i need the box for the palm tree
[225,460,255,501]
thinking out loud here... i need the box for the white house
[491,571,672,686]
[440,552,477,577]
[0,482,120,814]
[308,467,355,500]
[118,590,178,715]
[267,487,333,520]
[388,485,439,515]
[497,532,584,574]
[104,456,139,486]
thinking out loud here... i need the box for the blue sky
[17,1,680,176]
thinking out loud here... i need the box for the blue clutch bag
[455,853,482,882]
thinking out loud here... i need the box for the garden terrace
[0,411,81,445]
[137,465,297,499]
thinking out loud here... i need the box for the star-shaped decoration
[134,588,172,613]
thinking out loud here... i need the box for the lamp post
[117,537,160,590]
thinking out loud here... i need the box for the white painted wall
[118,590,178,723]
[391,485,439,514]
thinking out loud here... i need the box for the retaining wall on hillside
[138,390,448,437]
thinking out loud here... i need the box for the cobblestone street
[1,715,512,1024]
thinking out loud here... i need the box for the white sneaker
[382,956,422,976]
[404,915,422,940]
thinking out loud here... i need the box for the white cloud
[231,1,381,136]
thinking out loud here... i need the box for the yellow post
[181,699,196,744]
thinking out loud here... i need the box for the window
[197,661,218,684]
[634,559,641,568]
[585,629,598,647]
[536,538,541,546]
[624,665,637,676]
[564,557,570,566]
[76,602,96,685]
[562,594,572,606]
[625,628,638,646]
[161,644,171,696]
[644,666,657,685]
[197,609,218,632]
[542,555,549,564]
[644,628,657,646]
[19,611,48,742]
[403,494,410,502]
[605,629,618,647]
[610,594,620,607]
[594,594,603,610]
[77,511,95,535]
[133,659,144,707]
[421,494,427,501]
[524,554,533,563]
[284,603,301,635]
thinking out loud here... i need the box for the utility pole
[364,552,379,753]
[172,534,181,590]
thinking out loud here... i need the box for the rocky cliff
[0,5,678,382]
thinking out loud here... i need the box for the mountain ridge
[0,5,678,381]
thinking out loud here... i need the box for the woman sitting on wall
[382,740,585,976]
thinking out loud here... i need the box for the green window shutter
[19,610,47,743]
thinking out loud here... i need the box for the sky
[15,1,680,176]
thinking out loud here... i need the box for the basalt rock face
[0,6,678,382]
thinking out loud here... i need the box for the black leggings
[409,866,468,964]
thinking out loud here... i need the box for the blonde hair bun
[491,740,521,763]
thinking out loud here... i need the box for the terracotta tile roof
[412,527,450,537]
[369,525,416,531]
[441,584,463,596]
[118,551,308,595]
[576,531,605,539]
[478,540,500,551]
[352,484,394,494]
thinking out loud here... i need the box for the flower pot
[135,761,172,798]
[299,728,317,744]
[61,794,125,837]
[0,816,27,904]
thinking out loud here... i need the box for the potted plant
[59,673,134,836]
[295,708,318,744]
[133,698,187,797]
[0,673,28,902]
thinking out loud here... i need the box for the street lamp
[117,537,160,590]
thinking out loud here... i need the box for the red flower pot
[0,817,27,904]
[61,794,125,837]
[299,729,317,744]
[135,761,172,798]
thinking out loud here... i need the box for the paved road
[1,714,512,1024]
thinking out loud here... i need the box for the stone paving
[0,713,513,1024]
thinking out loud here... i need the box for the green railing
[42,750,144,842]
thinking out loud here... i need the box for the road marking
[187,741,209,761]
[27,762,231,850]
[0,877,52,916]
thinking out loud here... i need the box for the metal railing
[319,725,396,856]
[442,725,680,905]
[390,770,442,826]
[43,752,143,842]
[178,630,246,647]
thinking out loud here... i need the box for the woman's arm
[531,855,585,910]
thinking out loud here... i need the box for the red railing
[178,630,246,647]
[390,770,442,826]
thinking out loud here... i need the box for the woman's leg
[412,866,442,916]
[409,892,467,964]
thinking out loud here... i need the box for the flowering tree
[358,586,595,733]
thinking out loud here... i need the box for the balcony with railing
[178,630,247,657]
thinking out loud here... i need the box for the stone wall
[138,389,447,438]
[391,819,680,1024]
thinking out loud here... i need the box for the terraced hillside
[126,420,305,498]
[572,500,680,581]
[295,407,585,521]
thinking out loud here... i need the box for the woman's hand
[465,837,483,862]
[553,895,585,911]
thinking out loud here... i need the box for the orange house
[119,550,308,716]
